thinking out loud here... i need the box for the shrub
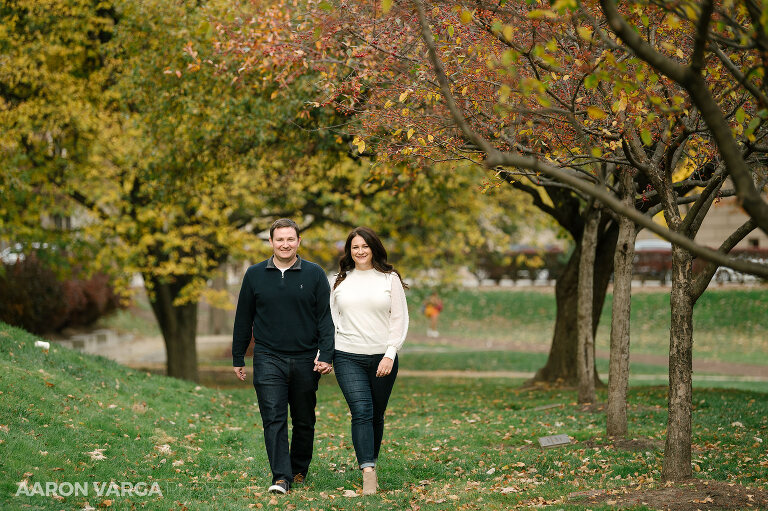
[0,255,121,334]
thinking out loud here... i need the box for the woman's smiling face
[350,235,372,270]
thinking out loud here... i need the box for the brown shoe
[362,469,377,495]
[292,473,305,485]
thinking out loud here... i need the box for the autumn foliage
[0,256,120,335]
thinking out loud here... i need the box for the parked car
[0,242,51,264]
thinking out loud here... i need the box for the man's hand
[233,366,246,381]
[376,357,394,377]
[314,361,333,374]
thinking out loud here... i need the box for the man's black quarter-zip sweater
[232,256,335,367]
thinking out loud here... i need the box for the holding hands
[314,357,333,375]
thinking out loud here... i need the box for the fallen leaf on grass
[86,449,106,461]
[342,490,358,497]
[155,444,172,455]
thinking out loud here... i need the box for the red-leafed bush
[0,255,121,334]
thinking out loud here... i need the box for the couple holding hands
[232,219,408,496]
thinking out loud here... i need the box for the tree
[217,1,768,397]
[599,0,768,235]
[0,0,117,254]
[587,0,766,479]
[606,169,636,437]
[3,0,524,382]
[217,0,768,481]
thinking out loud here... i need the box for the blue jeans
[333,351,398,469]
[253,352,320,484]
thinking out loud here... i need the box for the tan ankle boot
[362,469,377,495]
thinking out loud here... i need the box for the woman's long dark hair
[333,226,408,290]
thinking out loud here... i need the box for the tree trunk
[532,223,618,385]
[208,270,229,335]
[577,205,600,403]
[607,173,637,437]
[145,274,200,382]
[662,245,694,481]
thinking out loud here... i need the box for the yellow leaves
[407,128,415,139]
[577,27,593,41]
[665,14,681,29]
[352,136,365,153]
[498,85,511,102]
[528,9,557,19]
[611,94,628,113]
[200,288,234,310]
[640,129,652,146]
[552,0,577,9]
[381,0,392,14]
[460,10,473,25]
[503,25,513,42]
[586,106,606,120]
[672,156,696,182]
[399,91,409,102]
[735,107,746,124]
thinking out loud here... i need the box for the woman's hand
[376,356,394,377]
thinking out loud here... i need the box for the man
[233,218,334,494]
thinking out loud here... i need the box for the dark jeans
[333,351,398,469]
[253,352,320,484]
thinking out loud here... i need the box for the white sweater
[330,268,409,359]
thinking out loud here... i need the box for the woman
[331,226,409,495]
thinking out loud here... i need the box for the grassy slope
[2,322,767,510]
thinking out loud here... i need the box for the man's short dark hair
[269,218,300,239]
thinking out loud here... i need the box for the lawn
[2,322,766,510]
[101,286,768,369]
[405,286,768,367]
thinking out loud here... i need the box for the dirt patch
[570,479,768,510]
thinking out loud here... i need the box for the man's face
[270,227,301,264]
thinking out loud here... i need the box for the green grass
[406,287,768,366]
[101,286,768,368]
[2,322,767,510]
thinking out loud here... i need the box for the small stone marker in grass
[538,434,571,449]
